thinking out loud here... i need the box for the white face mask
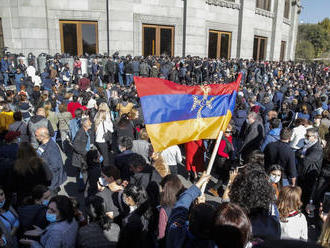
[269,175,281,184]
[98,177,108,187]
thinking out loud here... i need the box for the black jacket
[130,165,162,191]
[17,204,48,231]
[264,141,297,179]
[302,141,323,175]
[72,128,89,169]
[239,120,264,159]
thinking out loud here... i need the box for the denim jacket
[166,185,216,248]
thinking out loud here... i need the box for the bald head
[35,127,50,144]
[37,108,46,117]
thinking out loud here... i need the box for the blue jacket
[132,61,140,73]
[42,77,53,90]
[92,63,100,76]
[15,73,24,84]
[232,109,247,134]
[166,185,216,248]
[272,91,283,106]
[119,62,124,74]
[261,128,281,152]
[0,58,9,73]
[38,139,67,190]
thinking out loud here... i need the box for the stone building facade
[0,0,301,61]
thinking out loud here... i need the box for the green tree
[295,40,315,60]
[319,18,330,34]
[296,18,330,58]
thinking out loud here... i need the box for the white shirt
[161,145,182,166]
[26,65,36,78]
[32,75,42,86]
[95,113,113,143]
[280,212,308,241]
[290,125,306,150]
[87,98,97,109]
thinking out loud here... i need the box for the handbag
[102,120,112,143]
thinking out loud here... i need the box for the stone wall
[0,0,300,60]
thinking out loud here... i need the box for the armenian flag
[134,74,242,152]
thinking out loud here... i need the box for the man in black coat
[264,127,297,186]
[105,57,117,83]
[239,112,264,162]
[129,153,162,203]
[72,117,93,191]
[298,128,323,205]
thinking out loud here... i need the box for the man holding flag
[134,73,242,193]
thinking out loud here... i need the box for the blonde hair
[277,186,302,222]
[153,153,170,178]
[94,110,107,132]
[319,215,330,248]
[44,102,52,117]
[98,102,110,112]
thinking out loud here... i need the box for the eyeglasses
[225,131,232,134]
[305,134,314,138]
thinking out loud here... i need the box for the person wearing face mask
[267,164,282,199]
[298,128,323,206]
[117,184,153,248]
[35,127,67,196]
[17,185,50,234]
[20,195,78,248]
[72,117,93,191]
[0,186,19,248]
[95,166,123,223]
[264,128,297,187]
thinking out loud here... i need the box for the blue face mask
[0,200,5,209]
[99,155,104,163]
[1,235,7,247]
[42,200,49,206]
[46,213,57,223]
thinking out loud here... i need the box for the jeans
[282,178,290,187]
[2,73,8,86]
[51,131,58,143]
[15,82,21,92]
[169,165,178,175]
[118,73,124,86]
[125,74,133,86]
[96,142,110,167]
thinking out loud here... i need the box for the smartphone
[323,192,330,213]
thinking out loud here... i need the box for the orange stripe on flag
[146,111,232,152]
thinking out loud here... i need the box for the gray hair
[306,127,319,138]
[81,117,90,126]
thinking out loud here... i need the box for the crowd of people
[0,52,330,248]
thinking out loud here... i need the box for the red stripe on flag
[134,73,241,97]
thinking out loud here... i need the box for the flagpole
[200,129,224,194]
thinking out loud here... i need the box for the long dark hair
[123,184,148,207]
[160,174,183,208]
[14,142,38,175]
[88,195,112,231]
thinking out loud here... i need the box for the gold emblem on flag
[191,86,215,118]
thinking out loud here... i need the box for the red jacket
[68,101,84,118]
[217,135,233,159]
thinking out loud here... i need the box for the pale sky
[299,0,330,24]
